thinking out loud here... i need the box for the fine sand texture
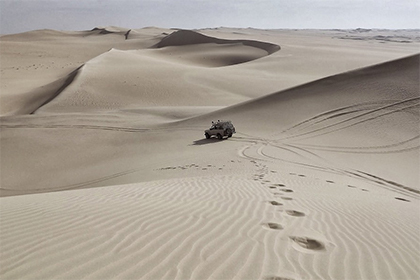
[1,27,419,280]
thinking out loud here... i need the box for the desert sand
[1,27,419,280]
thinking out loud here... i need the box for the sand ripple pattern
[2,172,419,280]
[0,177,284,280]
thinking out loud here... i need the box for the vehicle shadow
[192,138,225,146]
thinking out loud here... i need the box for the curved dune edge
[30,66,83,114]
[151,30,281,67]
[0,65,82,116]
[152,29,281,54]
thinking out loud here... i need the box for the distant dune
[153,29,280,54]
[1,27,419,280]
[3,30,281,115]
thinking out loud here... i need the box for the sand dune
[33,30,280,113]
[181,54,419,191]
[31,47,249,113]
[0,26,170,115]
[3,28,417,116]
[152,29,280,54]
[3,30,280,114]
[1,27,419,280]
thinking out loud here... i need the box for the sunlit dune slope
[181,54,420,190]
[32,30,280,113]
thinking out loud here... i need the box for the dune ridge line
[152,29,281,54]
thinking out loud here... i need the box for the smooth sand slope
[1,28,419,280]
[32,30,280,113]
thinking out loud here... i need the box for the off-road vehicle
[204,120,236,140]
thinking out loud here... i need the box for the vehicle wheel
[217,133,223,140]
[226,128,232,138]
[205,133,210,139]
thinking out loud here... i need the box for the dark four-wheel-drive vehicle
[205,120,236,140]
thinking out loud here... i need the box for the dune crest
[153,29,280,54]
[151,29,281,67]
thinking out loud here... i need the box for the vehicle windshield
[209,121,232,130]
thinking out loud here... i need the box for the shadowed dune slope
[152,29,280,54]
[1,66,81,115]
[151,29,281,67]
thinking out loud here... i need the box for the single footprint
[269,186,277,189]
[263,223,283,230]
[282,189,294,193]
[290,236,324,250]
[395,197,410,202]
[269,201,283,206]
[347,185,356,188]
[275,183,285,187]
[298,174,306,177]
[285,210,305,217]
[361,189,369,192]
[326,180,334,183]
[281,197,293,200]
